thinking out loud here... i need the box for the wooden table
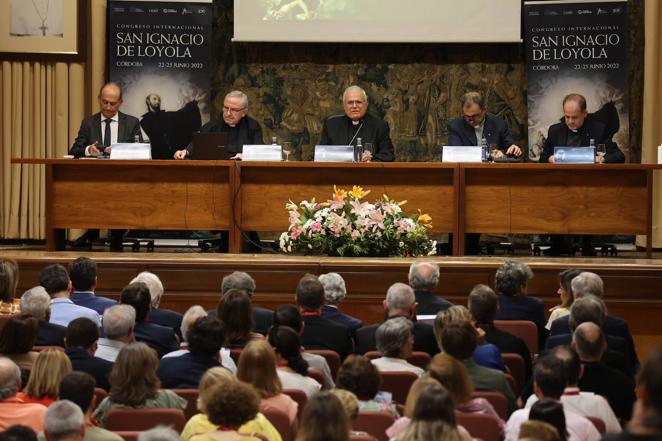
[12,159,660,256]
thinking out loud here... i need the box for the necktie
[103,118,112,148]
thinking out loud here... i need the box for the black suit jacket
[447,114,515,151]
[69,111,141,158]
[495,295,548,349]
[579,361,635,421]
[253,307,273,335]
[134,321,178,358]
[189,116,263,155]
[478,323,532,381]
[319,113,395,162]
[65,346,113,390]
[540,119,624,163]
[321,305,363,332]
[150,308,184,340]
[35,320,67,347]
[545,332,633,376]
[157,352,222,389]
[356,315,439,356]
[414,290,453,316]
[300,314,353,360]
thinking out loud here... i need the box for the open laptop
[190,132,230,160]
[553,146,595,164]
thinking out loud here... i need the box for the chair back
[493,320,538,358]
[364,351,430,370]
[470,391,508,420]
[353,411,396,441]
[455,411,501,441]
[501,352,525,396]
[307,368,325,387]
[93,387,108,410]
[364,351,380,360]
[504,373,517,397]
[282,388,308,420]
[105,408,186,432]
[262,405,296,441]
[350,435,379,441]
[114,432,140,441]
[230,347,242,364]
[305,349,341,379]
[586,416,606,435]
[379,371,418,404]
[170,388,200,420]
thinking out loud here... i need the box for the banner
[524,1,628,161]
[108,0,212,159]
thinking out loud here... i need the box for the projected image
[262,0,355,21]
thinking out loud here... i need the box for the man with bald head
[408,262,452,315]
[319,85,395,162]
[0,357,47,431]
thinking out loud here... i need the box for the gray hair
[181,305,208,341]
[494,261,534,296]
[103,304,136,340]
[376,317,413,357]
[225,90,249,108]
[570,272,604,298]
[0,357,21,399]
[342,85,368,103]
[130,271,164,308]
[460,91,486,109]
[385,282,415,312]
[318,272,347,305]
[408,262,440,291]
[221,271,256,296]
[138,426,181,441]
[568,295,606,330]
[20,286,51,320]
[44,400,85,440]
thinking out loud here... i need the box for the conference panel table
[12,159,660,256]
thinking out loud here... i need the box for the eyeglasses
[345,100,366,106]
[463,112,483,121]
[223,106,246,114]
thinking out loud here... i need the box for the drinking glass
[488,143,499,161]
[364,143,374,161]
[282,142,292,162]
[596,144,606,161]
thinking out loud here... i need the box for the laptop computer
[553,146,595,164]
[190,132,230,160]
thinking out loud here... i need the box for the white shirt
[49,298,101,328]
[161,345,237,374]
[525,387,621,433]
[505,403,601,441]
[95,338,126,362]
[277,369,321,398]
[474,122,485,145]
[371,357,424,376]
[85,113,119,156]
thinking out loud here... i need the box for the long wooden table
[12,159,660,256]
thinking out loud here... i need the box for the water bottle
[134,134,140,143]
[356,137,364,162]
[589,138,595,149]
[481,137,488,162]
[271,136,278,145]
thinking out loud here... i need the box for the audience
[64,317,113,391]
[19,287,66,347]
[329,389,366,436]
[336,355,399,417]
[39,264,101,328]
[17,348,71,407]
[528,399,568,441]
[0,259,19,306]
[0,357,46,432]
[371,317,424,376]
[130,271,183,339]
[68,257,116,315]
[0,315,39,371]
[95,304,136,362]
[295,391,351,441]
[319,272,363,334]
[217,289,263,348]
[268,325,321,398]
[546,269,582,330]
[408,261,452,314]
[220,271,272,335]
[92,342,186,427]
[43,400,85,441]
[0,425,38,441]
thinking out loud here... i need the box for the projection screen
[234,0,522,43]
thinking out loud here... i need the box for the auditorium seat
[350,434,379,441]
[94,387,108,410]
[230,348,242,364]
[501,353,525,396]
[170,388,200,420]
[505,373,517,397]
[586,416,606,435]
[307,368,325,387]
[378,371,418,404]
[262,405,296,441]
[105,408,186,433]
[493,320,538,359]
[305,349,341,379]
[353,411,396,441]
[114,432,140,441]
[455,411,501,441]
[363,351,431,370]
[283,388,308,420]
[470,391,508,420]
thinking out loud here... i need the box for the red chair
[470,391,507,420]
[350,435,379,441]
[456,411,501,441]
[379,371,418,404]
[305,349,341,379]
[504,373,517,398]
[171,388,200,420]
[262,405,296,441]
[353,411,396,441]
[93,387,108,410]
[364,351,431,370]
[586,416,606,435]
[105,408,186,433]
[501,352,525,396]
[32,345,65,352]
[307,368,325,387]
[230,348,242,364]
[114,432,140,441]
[493,320,538,359]
[283,388,308,420]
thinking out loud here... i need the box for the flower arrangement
[279,186,437,257]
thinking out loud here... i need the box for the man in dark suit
[69,82,141,250]
[19,286,66,347]
[319,85,394,162]
[68,257,117,315]
[408,262,452,315]
[296,274,353,359]
[130,271,182,339]
[318,272,362,335]
[64,317,113,390]
[356,282,438,356]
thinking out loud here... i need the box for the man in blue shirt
[39,264,101,328]
[69,257,116,315]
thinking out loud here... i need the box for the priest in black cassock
[319,85,395,162]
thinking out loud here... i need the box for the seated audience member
[493,261,547,349]
[295,391,352,441]
[57,371,123,441]
[356,282,437,356]
[137,427,180,441]
[528,399,568,441]
[525,346,620,433]
[217,289,263,348]
[395,382,471,441]
[428,353,505,428]
[546,269,582,330]
[39,264,101,328]
[43,400,85,441]
[93,342,186,427]
[550,272,638,370]
[435,305,506,371]
[268,325,321,398]
[602,347,662,441]
[236,340,298,427]
[0,259,19,308]
[68,257,116,315]
[335,355,399,417]
[130,271,182,339]
[273,304,334,388]
[408,262,453,315]
[17,348,71,407]
[64,317,113,391]
[0,357,47,432]
[20,287,66,348]
[371,317,424,376]
[329,389,366,437]
[519,420,562,441]
[220,271,272,335]
[296,274,353,359]
[318,272,363,334]
[468,284,532,379]
[505,353,600,441]
[157,316,225,388]
[572,322,635,422]
[120,282,177,357]
[0,315,39,371]
[441,321,516,414]
[95,304,135,362]
[180,367,282,441]
[1,425,38,441]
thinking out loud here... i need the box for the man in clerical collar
[174,90,263,159]
[319,85,395,162]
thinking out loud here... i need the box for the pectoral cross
[39,24,48,36]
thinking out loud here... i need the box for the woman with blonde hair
[93,342,186,427]
[181,367,281,441]
[236,339,298,426]
[17,348,71,406]
[296,391,350,441]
